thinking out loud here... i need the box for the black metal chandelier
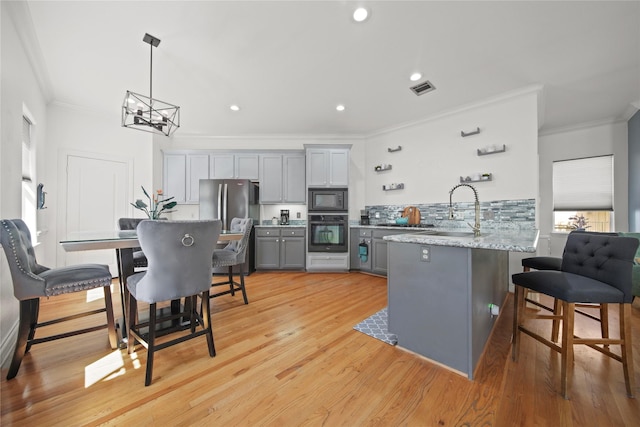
[122,33,180,136]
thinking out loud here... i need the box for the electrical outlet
[420,246,430,262]
[296,212,301,219]
[375,212,380,218]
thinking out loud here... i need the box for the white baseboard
[1,319,18,370]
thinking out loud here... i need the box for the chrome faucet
[449,183,481,237]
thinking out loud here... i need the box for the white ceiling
[13,0,640,137]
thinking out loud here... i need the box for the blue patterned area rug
[353,307,397,345]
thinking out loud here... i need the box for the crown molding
[364,84,545,138]
[538,116,625,137]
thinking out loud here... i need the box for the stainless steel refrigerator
[199,179,260,275]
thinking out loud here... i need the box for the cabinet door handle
[276,239,280,242]
[282,239,286,242]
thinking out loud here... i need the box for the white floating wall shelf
[383,183,404,191]
[460,173,492,183]
[461,127,480,137]
[477,145,506,156]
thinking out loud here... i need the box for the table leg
[116,248,135,344]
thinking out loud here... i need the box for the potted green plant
[131,186,177,219]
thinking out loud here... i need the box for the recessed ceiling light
[410,72,422,82]
[336,104,346,112]
[353,7,369,22]
[230,105,240,111]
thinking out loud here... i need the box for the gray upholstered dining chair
[118,218,148,269]
[211,217,253,304]
[0,218,117,380]
[512,232,638,399]
[126,219,221,386]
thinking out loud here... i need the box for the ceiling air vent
[410,80,436,96]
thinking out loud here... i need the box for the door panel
[64,154,129,274]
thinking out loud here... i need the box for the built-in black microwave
[308,188,348,212]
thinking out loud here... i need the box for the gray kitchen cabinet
[210,153,259,180]
[260,153,305,204]
[255,227,306,270]
[306,148,349,187]
[186,154,209,203]
[372,236,389,276]
[349,228,405,276]
[350,228,372,272]
[163,153,187,203]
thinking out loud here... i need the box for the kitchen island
[385,229,538,379]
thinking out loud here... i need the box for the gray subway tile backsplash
[364,198,536,230]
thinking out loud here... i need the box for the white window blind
[552,155,613,211]
[22,116,33,182]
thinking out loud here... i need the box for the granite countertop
[383,228,539,253]
[255,224,306,228]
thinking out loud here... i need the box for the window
[22,115,37,239]
[552,155,613,232]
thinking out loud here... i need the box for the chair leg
[25,298,40,353]
[560,301,575,400]
[6,299,38,380]
[600,304,609,347]
[201,291,216,357]
[620,303,636,398]
[512,285,525,361]
[127,294,137,354]
[190,295,197,333]
[228,267,235,296]
[145,303,157,386]
[103,285,118,349]
[239,271,249,304]
[552,298,562,342]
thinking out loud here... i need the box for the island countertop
[383,228,539,253]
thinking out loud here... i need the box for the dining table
[60,228,242,345]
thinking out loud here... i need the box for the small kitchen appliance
[308,188,348,212]
[360,209,370,225]
[280,209,290,225]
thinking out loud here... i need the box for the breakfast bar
[385,229,538,379]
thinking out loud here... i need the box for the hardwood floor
[1,272,639,426]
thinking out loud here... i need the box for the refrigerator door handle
[217,183,223,221]
[222,183,228,230]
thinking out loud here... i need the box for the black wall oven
[308,214,348,252]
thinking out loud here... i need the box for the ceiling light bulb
[230,105,240,111]
[353,7,369,22]
[410,72,422,82]
[336,104,346,112]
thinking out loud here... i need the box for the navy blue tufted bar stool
[512,231,638,399]
[521,231,619,343]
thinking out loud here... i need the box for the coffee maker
[360,209,370,225]
[280,209,290,225]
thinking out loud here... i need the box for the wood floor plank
[2,272,640,426]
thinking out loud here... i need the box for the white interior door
[63,153,130,274]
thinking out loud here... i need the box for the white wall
[539,121,629,256]
[1,3,49,367]
[365,90,540,206]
